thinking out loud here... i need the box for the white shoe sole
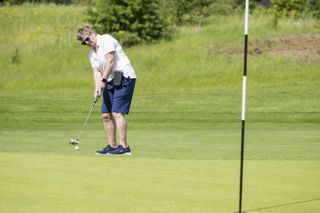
[96,152,132,156]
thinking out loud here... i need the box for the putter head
[69,139,79,145]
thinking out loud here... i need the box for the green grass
[0,4,320,213]
[1,154,319,213]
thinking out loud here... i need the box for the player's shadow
[246,197,320,212]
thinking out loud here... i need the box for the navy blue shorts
[102,77,136,114]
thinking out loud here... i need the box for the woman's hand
[94,82,104,98]
[99,81,106,95]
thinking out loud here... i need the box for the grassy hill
[0,4,319,213]
[1,4,319,127]
[1,4,319,90]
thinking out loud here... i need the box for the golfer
[77,26,136,155]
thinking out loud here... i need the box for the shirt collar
[92,34,101,52]
[96,34,101,46]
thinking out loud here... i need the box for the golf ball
[74,145,79,151]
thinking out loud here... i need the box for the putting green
[0,153,319,213]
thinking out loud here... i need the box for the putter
[69,96,99,146]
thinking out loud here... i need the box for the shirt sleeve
[101,35,116,55]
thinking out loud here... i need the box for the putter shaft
[76,96,99,141]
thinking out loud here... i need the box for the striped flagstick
[238,1,249,212]
[238,1,271,213]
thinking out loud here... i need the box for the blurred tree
[307,0,320,18]
[87,0,169,46]
[1,0,73,4]
[271,0,306,15]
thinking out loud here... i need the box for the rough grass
[1,6,319,91]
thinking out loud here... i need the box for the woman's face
[83,34,97,48]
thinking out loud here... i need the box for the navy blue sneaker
[108,145,131,155]
[96,145,117,155]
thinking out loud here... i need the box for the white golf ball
[74,145,79,151]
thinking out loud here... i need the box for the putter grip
[94,96,99,103]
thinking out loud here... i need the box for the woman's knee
[112,112,124,119]
[102,113,112,121]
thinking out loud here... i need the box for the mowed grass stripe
[0,123,319,160]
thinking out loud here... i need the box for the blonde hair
[76,26,96,43]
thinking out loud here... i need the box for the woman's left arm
[100,51,115,91]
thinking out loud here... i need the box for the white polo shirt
[89,34,136,82]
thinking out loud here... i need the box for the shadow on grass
[246,198,320,212]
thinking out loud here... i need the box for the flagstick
[238,0,249,213]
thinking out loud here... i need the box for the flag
[257,0,271,8]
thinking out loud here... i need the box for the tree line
[2,0,319,46]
